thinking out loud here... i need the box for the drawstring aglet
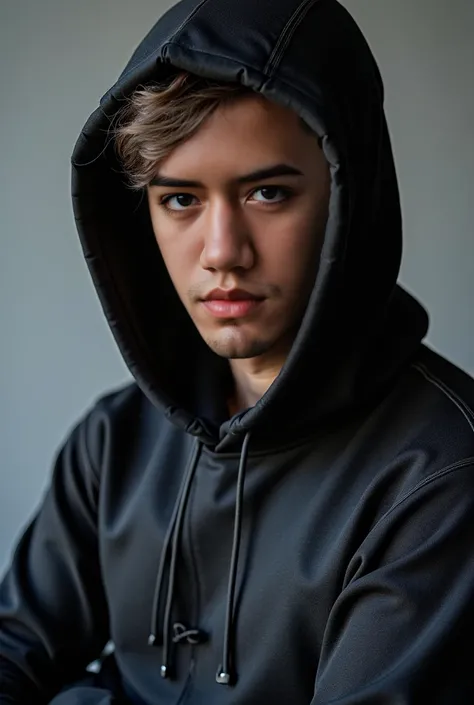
[216,667,232,685]
[148,633,158,646]
[160,664,169,678]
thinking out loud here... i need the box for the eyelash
[158,186,294,214]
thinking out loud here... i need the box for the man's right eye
[159,193,199,211]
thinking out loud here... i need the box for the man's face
[147,94,330,360]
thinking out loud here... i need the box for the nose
[199,197,255,272]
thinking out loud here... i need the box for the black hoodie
[2,0,474,703]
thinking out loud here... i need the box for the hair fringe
[114,72,253,190]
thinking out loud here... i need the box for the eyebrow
[148,163,304,188]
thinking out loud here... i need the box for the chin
[203,330,273,360]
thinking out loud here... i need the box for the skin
[147,93,330,414]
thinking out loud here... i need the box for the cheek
[257,211,324,287]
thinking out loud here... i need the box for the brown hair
[114,71,254,190]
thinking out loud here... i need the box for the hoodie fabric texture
[2,0,474,703]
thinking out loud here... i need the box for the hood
[71,0,428,450]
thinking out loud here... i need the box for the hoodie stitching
[120,41,328,110]
[162,43,334,113]
[164,41,266,82]
[96,0,324,121]
[366,457,474,537]
[169,0,213,43]
[264,0,320,76]
[412,363,474,435]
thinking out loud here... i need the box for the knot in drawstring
[172,622,208,645]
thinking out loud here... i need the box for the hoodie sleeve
[0,405,120,704]
[311,462,474,704]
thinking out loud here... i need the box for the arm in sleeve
[0,405,121,704]
[311,462,474,704]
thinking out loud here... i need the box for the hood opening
[71,0,428,447]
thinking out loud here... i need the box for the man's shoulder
[88,378,176,420]
[339,347,474,532]
[73,380,175,474]
[381,344,474,473]
[90,379,147,417]
[409,345,474,437]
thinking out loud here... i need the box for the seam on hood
[264,0,320,76]
[169,0,213,43]
[163,41,337,115]
[163,41,267,85]
[101,0,212,96]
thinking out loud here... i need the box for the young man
[1,0,474,703]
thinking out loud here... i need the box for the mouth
[201,288,265,319]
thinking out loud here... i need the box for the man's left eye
[250,187,290,203]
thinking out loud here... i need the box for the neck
[228,346,289,416]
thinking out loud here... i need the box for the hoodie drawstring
[148,438,204,677]
[148,431,251,687]
[216,431,251,686]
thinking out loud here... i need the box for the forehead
[157,94,319,177]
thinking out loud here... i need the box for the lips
[201,288,264,319]
[204,288,263,302]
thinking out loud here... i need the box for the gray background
[1,0,473,569]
